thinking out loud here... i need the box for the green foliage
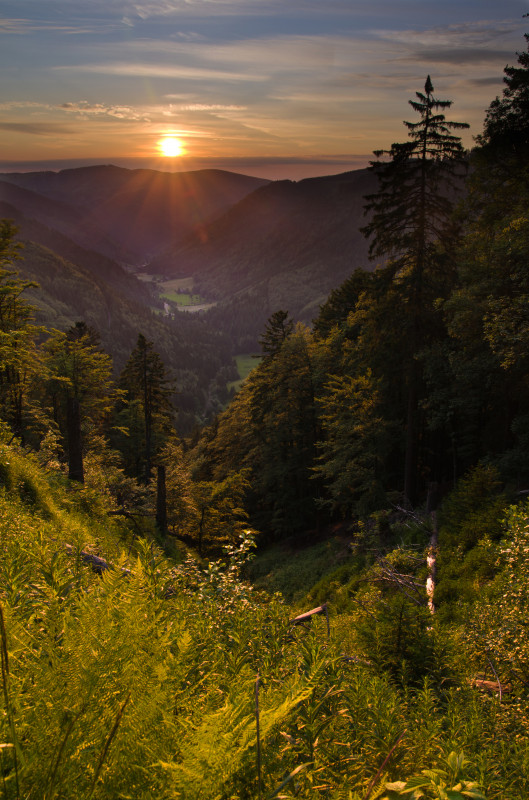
[44,323,116,482]
[315,371,391,515]
[464,501,529,692]
[438,465,505,552]
[0,221,47,443]
[114,333,175,483]
[250,537,354,604]
[435,466,506,620]
[384,751,486,799]
[1,439,529,798]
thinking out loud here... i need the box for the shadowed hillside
[0,166,269,263]
[0,196,152,307]
[149,169,377,315]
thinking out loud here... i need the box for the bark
[66,395,84,483]
[156,464,167,536]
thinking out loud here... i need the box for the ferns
[0,440,526,798]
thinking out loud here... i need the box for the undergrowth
[0,441,527,798]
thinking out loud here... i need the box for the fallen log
[63,544,131,576]
[290,603,327,625]
[289,603,330,639]
[472,678,512,695]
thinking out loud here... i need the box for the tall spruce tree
[259,310,294,360]
[0,221,44,442]
[117,334,174,483]
[437,33,529,483]
[361,77,468,504]
[45,322,114,483]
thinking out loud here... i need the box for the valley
[0,164,384,431]
[2,34,529,798]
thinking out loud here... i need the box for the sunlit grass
[161,291,203,305]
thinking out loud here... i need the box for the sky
[1,0,528,179]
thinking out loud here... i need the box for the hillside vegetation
[1,432,529,799]
[1,35,529,800]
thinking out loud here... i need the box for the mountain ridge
[148,168,378,323]
[0,165,269,263]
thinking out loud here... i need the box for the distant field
[161,277,195,292]
[161,291,203,305]
[227,353,260,393]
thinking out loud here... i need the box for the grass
[0,435,526,799]
[160,291,203,305]
[249,536,353,605]
[160,277,194,292]
[227,354,261,392]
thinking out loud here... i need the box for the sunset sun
[157,136,184,157]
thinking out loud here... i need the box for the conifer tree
[45,322,114,482]
[476,32,529,166]
[436,33,529,482]
[0,221,45,442]
[259,310,294,360]
[361,77,468,504]
[362,76,468,271]
[117,333,174,483]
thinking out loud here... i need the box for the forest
[0,32,529,800]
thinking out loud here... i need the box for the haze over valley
[0,163,383,429]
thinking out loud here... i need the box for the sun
[157,136,184,157]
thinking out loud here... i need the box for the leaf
[404,776,434,789]
[266,762,313,799]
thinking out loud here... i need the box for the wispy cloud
[56,61,266,82]
[402,47,513,65]
[0,17,113,35]
[175,103,247,112]
[0,122,76,135]
[59,101,151,121]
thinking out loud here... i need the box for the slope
[0,165,269,263]
[13,240,234,432]
[149,169,377,324]
[0,196,152,307]
[0,178,135,263]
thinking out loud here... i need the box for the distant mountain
[0,195,152,307]
[0,166,269,264]
[0,179,136,263]
[148,169,378,323]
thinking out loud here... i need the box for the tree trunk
[156,464,167,536]
[66,395,84,483]
[403,380,418,507]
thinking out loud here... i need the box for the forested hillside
[150,169,377,327]
[0,165,268,262]
[1,33,529,800]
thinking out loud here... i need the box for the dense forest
[1,33,529,800]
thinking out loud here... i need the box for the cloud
[374,18,523,46]
[0,17,112,35]
[465,75,508,87]
[59,101,150,121]
[402,47,515,65]
[0,122,76,135]
[0,101,52,111]
[56,61,267,82]
[177,104,247,111]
